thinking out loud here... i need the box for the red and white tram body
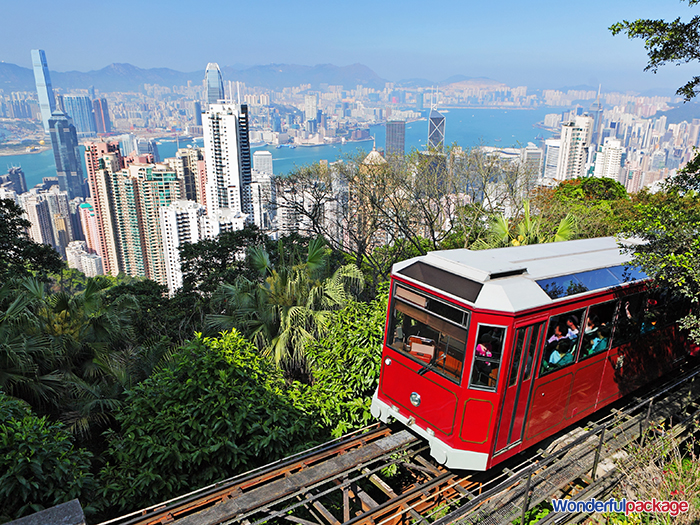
[370,238,689,470]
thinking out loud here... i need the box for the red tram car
[370,237,690,470]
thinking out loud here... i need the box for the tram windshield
[387,284,469,383]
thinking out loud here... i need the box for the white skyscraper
[253,150,273,175]
[543,139,561,180]
[593,138,625,180]
[202,103,253,219]
[555,115,594,181]
[160,200,208,295]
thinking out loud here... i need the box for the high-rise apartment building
[386,120,406,158]
[160,200,207,295]
[520,142,544,178]
[252,150,273,175]
[555,115,594,180]
[19,192,55,247]
[305,94,318,122]
[164,147,207,203]
[84,141,124,275]
[203,103,253,218]
[205,63,225,105]
[31,49,56,133]
[543,139,561,180]
[109,164,183,283]
[49,111,87,199]
[92,98,111,134]
[63,95,97,137]
[1,167,27,194]
[593,138,625,180]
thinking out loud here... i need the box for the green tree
[178,224,272,297]
[295,290,388,437]
[532,177,632,240]
[98,331,323,515]
[0,393,97,523]
[472,201,576,249]
[208,238,364,378]
[0,198,63,281]
[610,0,700,101]
[612,2,700,344]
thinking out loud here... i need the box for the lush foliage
[0,393,96,523]
[208,238,364,378]
[532,177,632,240]
[622,182,700,343]
[295,290,388,437]
[472,200,576,249]
[610,0,700,101]
[0,198,63,281]
[98,331,324,514]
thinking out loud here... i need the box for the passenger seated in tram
[581,315,608,356]
[542,323,575,372]
[566,315,580,339]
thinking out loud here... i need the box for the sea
[1,107,556,190]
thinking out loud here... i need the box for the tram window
[469,325,506,391]
[387,287,469,383]
[521,323,543,382]
[539,308,585,376]
[579,301,616,360]
[613,294,644,347]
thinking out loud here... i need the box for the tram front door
[493,320,545,454]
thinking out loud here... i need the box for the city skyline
[4,0,699,93]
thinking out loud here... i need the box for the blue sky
[3,0,699,92]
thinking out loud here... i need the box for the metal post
[641,398,654,447]
[591,427,606,481]
[520,468,533,525]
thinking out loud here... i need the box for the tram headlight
[410,392,421,407]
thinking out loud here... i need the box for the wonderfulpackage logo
[551,497,689,517]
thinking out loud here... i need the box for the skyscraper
[428,109,445,151]
[386,120,406,158]
[555,115,594,180]
[205,63,225,105]
[84,141,124,275]
[593,138,625,179]
[92,98,111,133]
[31,49,56,133]
[253,150,273,175]
[48,111,87,199]
[305,94,318,122]
[203,103,252,218]
[63,95,97,137]
[160,200,207,295]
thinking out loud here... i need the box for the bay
[3,107,555,190]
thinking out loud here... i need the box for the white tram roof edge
[392,237,646,314]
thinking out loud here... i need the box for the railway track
[99,360,700,525]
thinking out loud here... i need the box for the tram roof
[392,237,648,313]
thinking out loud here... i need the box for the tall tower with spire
[205,63,225,106]
[31,50,56,133]
[427,87,445,151]
[589,85,604,149]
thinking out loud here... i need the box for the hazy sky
[3,0,699,92]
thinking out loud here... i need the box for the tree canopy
[0,198,63,281]
[610,0,700,100]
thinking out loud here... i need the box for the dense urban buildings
[10,52,700,290]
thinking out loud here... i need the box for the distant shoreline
[0,146,51,157]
